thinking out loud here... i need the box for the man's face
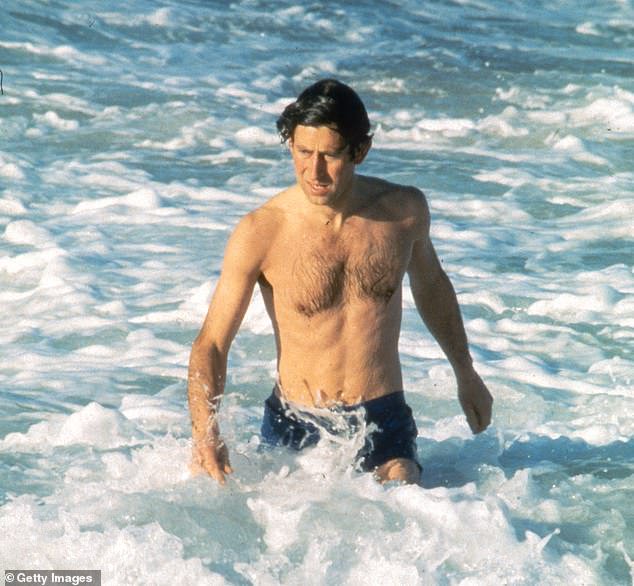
[290,125,358,207]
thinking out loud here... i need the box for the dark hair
[276,79,372,159]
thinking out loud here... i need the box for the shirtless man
[188,79,493,485]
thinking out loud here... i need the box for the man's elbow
[190,336,227,363]
[190,333,229,364]
[412,265,452,301]
[189,334,206,361]
[435,267,454,292]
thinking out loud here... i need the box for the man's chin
[304,190,335,205]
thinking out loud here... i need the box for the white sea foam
[0,41,106,66]
[576,22,601,35]
[22,90,98,118]
[33,110,80,131]
[2,219,52,247]
[97,7,174,28]
[477,107,529,138]
[472,168,534,188]
[431,197,532,222]
[546,133,609,166]
[0,155,26,181]
[234,126,280,146]
[0,497,225,585]
[570,95,634,133]
[0,196,27,215]
[0,403,144,452]
[73,187,163,213]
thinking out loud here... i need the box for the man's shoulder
[227,191,290,259]
[361,176,429,220]
[238,191,288,231]
[223,193,288,273]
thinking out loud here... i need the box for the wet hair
[276,79,372,159]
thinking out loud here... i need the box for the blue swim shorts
[260,389,420,472]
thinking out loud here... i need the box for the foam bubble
[473,168,534,188]
[546,133,609,166]
[34,110,80,131]
[73,188,163,213]
[477,107,529,138]
[57,403,146,448]
[2,220,52,247]
[0,403,145,452]
[527,286,620,322]
[119,394,184,429]
[432,221,491,248]
[576,22,601,36]
[0,247,67,278]
[0,155,26,180]
[0,41,106,66]
[431,198,532,222]
[247,498,309,552]
[459,291,508,314]
[0,196,27,215]
[570,95,634,133]
[98,9,173,27]
[0,497,226,584]
[235,126,280,146]
[40,162,143,197]
[416,116,475,137]
[557,199,634,240]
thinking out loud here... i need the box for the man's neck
[299,176,363,229]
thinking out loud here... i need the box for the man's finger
[465,408,479,433]
[210,469,227,485]
[203,460,226,484]
[191,437,235,484]
[478,405,492,430]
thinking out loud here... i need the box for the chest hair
[290,239,403,317]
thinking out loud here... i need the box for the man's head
[277,79,372,161]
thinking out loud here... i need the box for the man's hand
[456,368,493,434]
[191,436,233,485]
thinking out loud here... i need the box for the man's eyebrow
[310,146,347,154]
[294,143,347,155]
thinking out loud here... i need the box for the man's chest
[265,222,413,317]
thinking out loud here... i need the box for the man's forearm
[187,342,227,444]
[415,270,473,374]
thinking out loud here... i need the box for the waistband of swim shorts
[268,387,407,419]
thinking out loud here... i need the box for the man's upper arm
[406,189,443,295]
[195,213,267,353]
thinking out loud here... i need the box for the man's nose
[309,153,327,180]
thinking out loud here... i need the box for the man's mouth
[309,181,330,193]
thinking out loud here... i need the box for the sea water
[1,0,633,584]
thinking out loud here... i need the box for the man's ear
[353,138,372,164]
